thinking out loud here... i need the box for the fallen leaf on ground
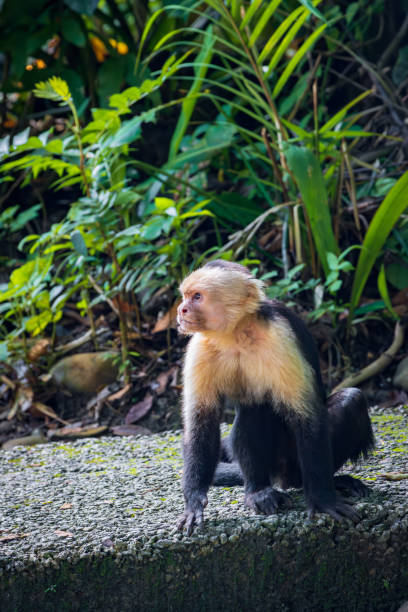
[28,338,51,361]
[54,530,73,537]
[111,425,152,436]
[108,383,131,402]
[378,472,408,481]
[60,503,73,510]
[49,424,108,439]
[125,393,153,424]
[30,401,69,425]
[151,367,178,395]
[152,302,179,333]
[0,532,29,542]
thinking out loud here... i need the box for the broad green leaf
[349,170,408,318]
[13,127,31,147]
[141,217,173,240]
[10,205,41,232]
[0,341,9,362]
[62,16,86,47]
[285,145,338,276]
[71,230,88,256]
[45,140,64,155]
[0,134,10,156]
[63,0,99,15]
[385,261,408,290]
[155,197,174,212]
[25,311,53,335]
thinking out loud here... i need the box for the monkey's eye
[193,292,202,301]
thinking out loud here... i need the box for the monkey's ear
[246,278,265,306]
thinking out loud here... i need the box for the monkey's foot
[334,474,370,498]
[245,487,292,515]
[307,497,359,523]
[177,493,208,536]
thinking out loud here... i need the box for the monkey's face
[177,289,227,334]
[178,267,262,335]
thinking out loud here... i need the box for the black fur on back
[257,299,325,401]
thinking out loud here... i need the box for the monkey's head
[177,260,265,334]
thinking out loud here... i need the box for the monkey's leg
[212,425,244,486]
[328,388,375,498]
[177,407,220,535]
[231,405,292,514]
[293,398,360,522]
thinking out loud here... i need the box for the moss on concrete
[1,406,408,611]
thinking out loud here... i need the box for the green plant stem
[82,288,98,349]
[118,309,130,384]
[68,100,91,197]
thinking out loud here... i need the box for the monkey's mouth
[177,317,196,332]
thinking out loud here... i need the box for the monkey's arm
[177,405,221,534]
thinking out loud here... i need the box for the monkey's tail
[212,461,244,486]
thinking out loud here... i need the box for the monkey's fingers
[177,506,205,535]
[246,487,292,515]
[308,500,360,523]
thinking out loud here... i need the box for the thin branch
[333,320,405,391]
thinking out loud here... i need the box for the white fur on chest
[184,317,315,414]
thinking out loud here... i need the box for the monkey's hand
[177,492,208,535]
[308,496,359,523]
[245,487,292,515]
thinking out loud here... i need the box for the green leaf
[298,0,326,21]
[239,0,264,31]
[13,127,31,147]
[10,205,41,232]
[392,46,408,85]
[285,145,338,276]
[155,197,174,211]
[109,109,157,147]
[71,230,88,256]
[34,77,72,105]
[168,27,214,161]
[63,0,99,15]
[272,23,327,97]
[248,0,284,49]
[62,16,86,47]
[326,252,338,270]
[140,217,173,240]
[385,262,408,290]
[110,116,142,147]
[25,311,53,336]
[349,171,408,319]
[45,140,64,155]
[377,264,399,319]
[0,341,9,362]
[319,89,372,133]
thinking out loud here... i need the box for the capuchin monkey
[177,260,374,535]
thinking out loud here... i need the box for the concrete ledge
[1,408,408,611]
